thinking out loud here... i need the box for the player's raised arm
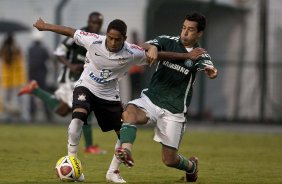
[33,18,76,38]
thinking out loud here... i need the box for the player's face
[106,29,126,52]
[87,16,103,34]
[180,20,203,47]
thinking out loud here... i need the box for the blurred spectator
[27,30,52,121]
[0,34,27,121]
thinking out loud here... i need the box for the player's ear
[198,31,203,38]
[124,35,127,41]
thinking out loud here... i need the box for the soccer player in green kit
[115,11,218,182]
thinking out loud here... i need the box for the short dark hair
[89,11,103,20]
[185,11,206,32]
[107,19,127,37]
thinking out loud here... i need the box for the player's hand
[146,45,158,66]
[186,48,205,61]
[204,66,218,79]
[33,18,46,31]
[69,64,84,74]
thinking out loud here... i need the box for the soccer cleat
[115,148,134,168]
[106,170,126,183]
[77,173,85,182]
[186,156,198,182]
[18,80,38,96]
[84,145,107,154]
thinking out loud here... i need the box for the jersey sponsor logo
[79,31,99,38]
[163,61,189,75]
[88,69,113,84]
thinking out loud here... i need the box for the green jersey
[54,27,90,83]
[144,35,214,114]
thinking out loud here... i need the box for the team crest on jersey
[100,69,112,79]
[184,59,193,68]
[78,94,86,101]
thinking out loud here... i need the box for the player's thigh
[72,86,92,114]
[123,104,148,124]
[93,102,123,132]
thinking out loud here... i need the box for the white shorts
[54,81,75,108]
[128,92,187,149]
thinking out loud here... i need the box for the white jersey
[73,30,148,101]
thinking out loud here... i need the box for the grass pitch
[0,123,282,184]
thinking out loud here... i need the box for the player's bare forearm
[141,43,205,61]
[33,18,76,38]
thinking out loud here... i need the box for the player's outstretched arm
[33,18,76,38]
[141,43,205,62]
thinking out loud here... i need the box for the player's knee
[72,111,88,124]
[122,106,138,123]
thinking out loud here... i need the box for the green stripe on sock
[32,88,60,110]
[176,154,191,172]
[120,123,137,144]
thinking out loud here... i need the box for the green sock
[83,114,93,148]
[120,123,137,144]
[176,154,195,173]
[32,88,60,110]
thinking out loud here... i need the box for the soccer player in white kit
[33,18,158,183]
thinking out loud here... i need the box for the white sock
[108,139,122,172]
[68,118,84,157]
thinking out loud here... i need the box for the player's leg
[120,104,148,151]
[18,80,60,110]
[91,98,126,183]
[68,86,92,157]
[83,113,107,154]
[162,146,198,182]
[156,115,198,182]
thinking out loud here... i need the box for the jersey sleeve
[145,35,171,51]
[73,30,99,50]
[130,44,148,66]
[53,37,74,56]
[195,53,214,71]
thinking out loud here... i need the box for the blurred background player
[27,30,52,122]
[18,12,106,154]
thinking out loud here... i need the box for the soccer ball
[55,156,83,182]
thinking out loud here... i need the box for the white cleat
[77,173,85,182]
[106,170,126,183]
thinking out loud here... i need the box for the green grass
[0,124,282,184]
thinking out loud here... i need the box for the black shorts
[72,86,123,132]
